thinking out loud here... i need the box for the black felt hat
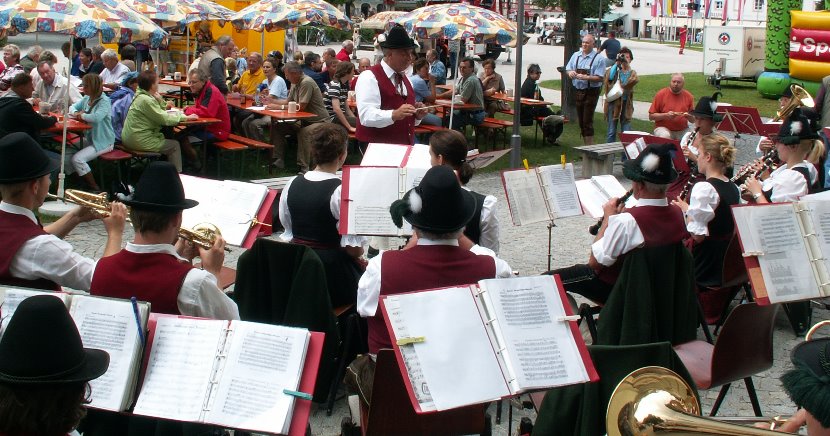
[781,336,830,428]
[622,143,678,185]
[778,107,820,145]
[0,295,109,384]
[380,25,417,50]
[0,132,60,184]
[389,165,476,233]
[689,92,724,122]
[118,161,198,211]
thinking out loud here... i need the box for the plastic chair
[695,232,749,330]
[673,302,779,416]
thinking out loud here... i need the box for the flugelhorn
[48,189,229,252]
[773,84,814,122]
[607,366,792,435]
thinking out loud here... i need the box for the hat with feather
[389,165,476,234]
[622,143,678,185]
[778,107,820,145]
[781,334,830,428]
[689,92,724,122]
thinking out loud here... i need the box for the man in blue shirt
[565,34,606,145]
[410,58,442,126]
[426,49,446,86]
[302,52,328,94]
[598,31,621,67]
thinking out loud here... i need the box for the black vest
[286,176,342,247]
[463,190,487,246]
[706,178,740,238]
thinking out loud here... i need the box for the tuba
[607,366,793,435]
[773,84,814,122]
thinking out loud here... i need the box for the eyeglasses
[187,80,202,85]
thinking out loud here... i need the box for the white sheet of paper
[502,169,552,225]
[800,199,830,297]
[179,176,268,246]
[134,317,226,422]
[342,167,411,236]
[205,322,309,434]
[0,287,69,336]
[360,143,410,167]
[538,164,582,219]
[404,144,432,169]
[384,288,509,411]
[69,296,147,411]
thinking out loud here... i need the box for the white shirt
[263,75,288,100]
[591,198,669,267]
[278,170,368,248]
[123,242,240,320]
[686,181,720,236]
[99,62,130,86]
[762,162,816,203]
[464,187,500,254]
[354,59,420,129]
[1,202,97,291]
[356,237,513,317]
[34,73,82,108]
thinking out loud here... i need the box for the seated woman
[429,130,500,253]
[68,73,115,192]
[324,61,357,133]
[278,123,367,307]
[520,63,563,144]
[672,134,739,288]
[479,58,505,118]
[121,70,197,172]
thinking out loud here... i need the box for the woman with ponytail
[428,130,500,253]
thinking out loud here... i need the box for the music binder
[339,165,428,236]
[500,163,583,226]
[618,131,689,173]
[379,276,598,413]
[360,143,432,168]
[574,175,637,219]
[732,197,830,304]
[134,315,319,435]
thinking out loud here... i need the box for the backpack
[541,114,564,145]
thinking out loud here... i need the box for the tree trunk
[560,0,581,120]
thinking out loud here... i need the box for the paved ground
[17,33,824,434]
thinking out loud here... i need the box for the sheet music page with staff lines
[384,297,436,412]
[0,288,68,336]
[538,164,582,218]
[344,167,408,235]
[179,176,268,246]
[800,199,830,296]
[502,169,551,225]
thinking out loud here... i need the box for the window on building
[753,0,763,10]
[715,0,723,8]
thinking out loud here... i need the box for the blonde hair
[700,133,735,167]
[805,139,825,165]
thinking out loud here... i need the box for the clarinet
[678,127,701,202]
[589,190,634,235]
[731,149,779,185]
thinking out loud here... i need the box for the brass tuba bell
[607,366,794,435]
[773,84,814,122]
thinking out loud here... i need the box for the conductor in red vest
[545,143,686,303]
[354,25,427,147]
[90,161,238,320]
[0,132,126,292]
[357,165,512,355]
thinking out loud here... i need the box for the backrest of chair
[365,349,487,436]
[710,302,778,387]
[720,232,749,288]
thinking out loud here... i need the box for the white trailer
[702,25,766,87]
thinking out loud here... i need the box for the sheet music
[180,176,268,246]
[69,296,147,411]
[502,169,552,225]
[0,287,69,336]
[624,138,646,160]
[134,317,226,421]
[478,276,590,392]
[343,167,412,236]
[575,176,636,218]
[404,144,432,169]
[538,164,582,218]
[384,288,509,411]
[732,205,818,303]
[360,143,409,166]
[800,199,830,296]
[206,322,310,434]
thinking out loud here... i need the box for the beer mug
[39,102,52,115]
[288,101,299,113]
[505,88,514,98]
[452,94,463,104]
[347,90,356,101]
[174,71,182,81]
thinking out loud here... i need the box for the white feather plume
[409,191,422,213]
[709,101,717,113]
[641,153,660,173]
[115,185,135,202]
[790,121,803,135]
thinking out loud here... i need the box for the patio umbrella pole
[447,45,459,128]
[57,34,74,199]
[509,0,524,168]
[186,25,190,68]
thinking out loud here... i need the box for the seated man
[0,132,126,291]
[178,69,231,161]
[90,161,239,319]
[648,73,694,140]
[99,48,130,91]
[32,60,82,110]
[547,143,686,304]
[0,73,57,139]
[438,57,485,130]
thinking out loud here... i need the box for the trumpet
[47,189,230,252]
[607,366,793,435]
[773,83,814,122]
[589,190,633,235]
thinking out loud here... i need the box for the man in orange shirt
[648,73,695,140]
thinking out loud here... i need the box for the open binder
[732,197,830,304]
[179,175,277,248]
[500,163,584,226]
[339,165,428,236]
[0,287,150,412]
[379,276,598,413]
[575,175,637,219]
[133,315,320,435]
[618,131,689,173]
[360,143,431,168]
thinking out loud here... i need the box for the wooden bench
[97,149,132,188]
[475,117,513,150]
[218,134,275,176]
[116,145,163,179]
[574,142,624,177]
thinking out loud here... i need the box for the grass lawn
[540,72,778,116]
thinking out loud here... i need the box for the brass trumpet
[773,84,814,122]
[607,366,793,435]
[47,189,229,252]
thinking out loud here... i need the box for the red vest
[367,245,497,353]
[90,250,193,315]
[596,204,687,285]
[0,210,59,291]
[355,64,416,145]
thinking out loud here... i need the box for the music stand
[716,106,781,137]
